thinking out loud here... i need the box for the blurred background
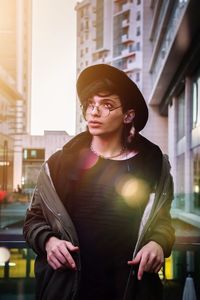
[0,0,200,299]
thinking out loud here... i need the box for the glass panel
[23,148,45,161]
[192,147,200,214]
[0,139,14,191]
[151,0,188,84]
[176,154,185,209]
[177,91,185,141]
[96,0,104,50]
[192,74,200,129]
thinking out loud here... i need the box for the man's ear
[123,109,135,124]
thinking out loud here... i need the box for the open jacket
[23,132,175,300]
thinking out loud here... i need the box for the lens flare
[115,175,149,207]
[0,247,10,263]
[78,148,99,169]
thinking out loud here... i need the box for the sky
[31,0,78,136]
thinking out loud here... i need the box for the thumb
[128,251,141,265]
[66,241,79,252]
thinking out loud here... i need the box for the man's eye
[88,103,94,108]
[104,103,113,109]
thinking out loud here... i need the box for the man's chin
[88,128,102,136]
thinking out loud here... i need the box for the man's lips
[88,121,102,127]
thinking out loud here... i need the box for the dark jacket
[23,132,175,300]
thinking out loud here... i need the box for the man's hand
[45,236,79,271]
[128,241,164,280]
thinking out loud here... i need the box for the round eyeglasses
[82,103,122,118]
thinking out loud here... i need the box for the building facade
[143,0,200,226]
[75,0,143,133]
[142,0,200,293]
[0,0,32,192]
[20,131,73,191]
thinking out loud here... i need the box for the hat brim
[76,64,148,132]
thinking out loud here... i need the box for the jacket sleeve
[23,187,59,255]
[144,174,175,257]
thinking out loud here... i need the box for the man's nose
[91,105,100,116]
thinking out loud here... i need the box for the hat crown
[77,64,148,132]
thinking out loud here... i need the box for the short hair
[79,78,135,112]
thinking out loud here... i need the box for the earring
[127,124,135,143]
[124,115,129,123]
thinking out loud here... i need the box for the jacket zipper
[39,190,75,244]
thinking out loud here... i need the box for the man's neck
[91,134,123,158]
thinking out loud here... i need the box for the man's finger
[137,254,149,280]
[54,249,68,265]
[49,261,57,270]
[154,263,163,273]
[49,255,63,270]
[65,251,77,269]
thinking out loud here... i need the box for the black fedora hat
[76,64,148,132]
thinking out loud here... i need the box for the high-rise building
[75,0,143,133]
[142,0,200,225]
[0,0,31,191]
[142,0,200,291]
[75,0,200,292]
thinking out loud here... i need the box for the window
[177,91,185,141]
[136,42,140,51]
[96,0,104,49]
[85,20,89,30]
[192,147,200,213]
[128,73,132,78]
[136,26,141,36]
[80,35,84,44]
[135,72,140,82]
[136,11,141,21]
[192,72,200,128]
[137,0,141,5]
[176,154,185,209]
[23,149,45,161]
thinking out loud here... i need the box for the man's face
[84,93,125,137]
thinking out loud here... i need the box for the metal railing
[0,237,36,300]
[0,236,199,299]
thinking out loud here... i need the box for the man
[23,64,174,300]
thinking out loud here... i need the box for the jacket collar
[62,131,92,153]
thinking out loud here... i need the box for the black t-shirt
[63,146,162,300]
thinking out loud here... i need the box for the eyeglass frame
[81,102,122,118]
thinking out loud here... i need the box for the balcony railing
[122,19,129,27]
[121,34,134,43]
[0,189,199,299]
[0,238,36,300]
[0,238,199,299]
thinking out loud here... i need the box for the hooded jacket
[23,132,175,300]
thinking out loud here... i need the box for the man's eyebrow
[88,95,120,103]
[99,97,119,103]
